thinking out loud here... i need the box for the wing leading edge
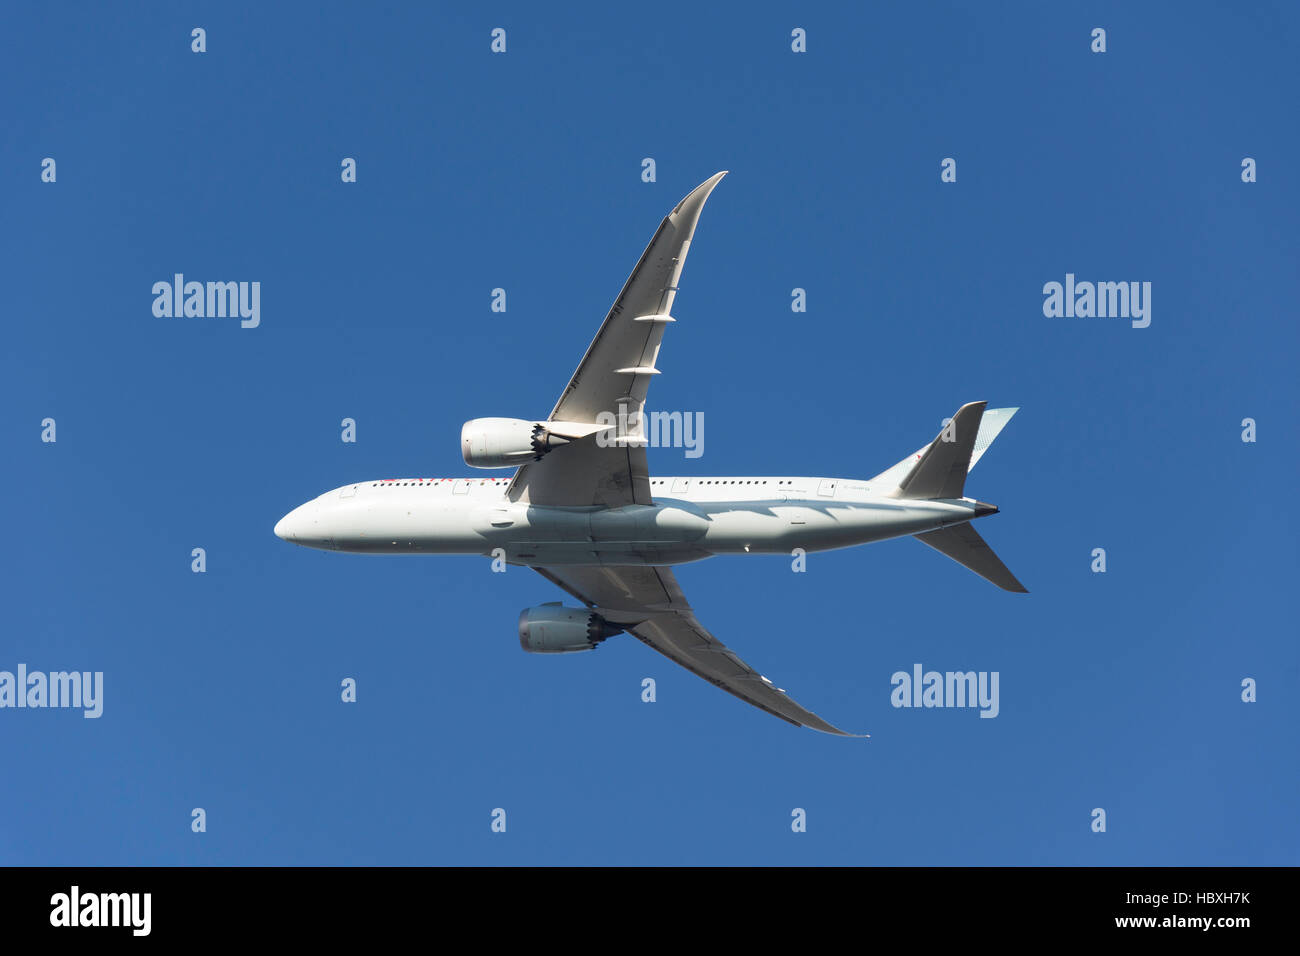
[532,565,865,737]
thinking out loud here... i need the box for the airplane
[274,171,1026,736]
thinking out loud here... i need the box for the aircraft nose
[274,504,308,541]
[274,500,338,550]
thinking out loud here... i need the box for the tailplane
[869,403,1027,593]
[915,523,1028,593]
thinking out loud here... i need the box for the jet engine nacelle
[462,418,544,469]
[461,417,603,469]
[518,604,624,654]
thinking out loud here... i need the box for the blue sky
[2,2,1296,865]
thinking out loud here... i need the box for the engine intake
[518,604,624,654]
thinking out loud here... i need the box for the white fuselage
[274,475,991,566]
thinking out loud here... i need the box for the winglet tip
[816,724,870,738]
[702,170,728,192]
[673,171,729,219]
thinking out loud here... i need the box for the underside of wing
[509,172,728,508]
[532,564,865,737]
[508,432,651,510]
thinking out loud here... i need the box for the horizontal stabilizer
[915,522,1028,593]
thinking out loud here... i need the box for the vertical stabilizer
[895,401,986,500]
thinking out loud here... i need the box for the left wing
[508,172,728,508]
[533,565,865,737]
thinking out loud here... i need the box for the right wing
[533,564,865,737]
[506,172,728,509]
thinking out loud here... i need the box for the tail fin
[915,523,1028,593]
[869,403,1026,592]
[871,404,1019,496]
[966,406,1019,472]
[896,401,986,500]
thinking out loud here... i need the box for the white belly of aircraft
[275,483,979,566]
